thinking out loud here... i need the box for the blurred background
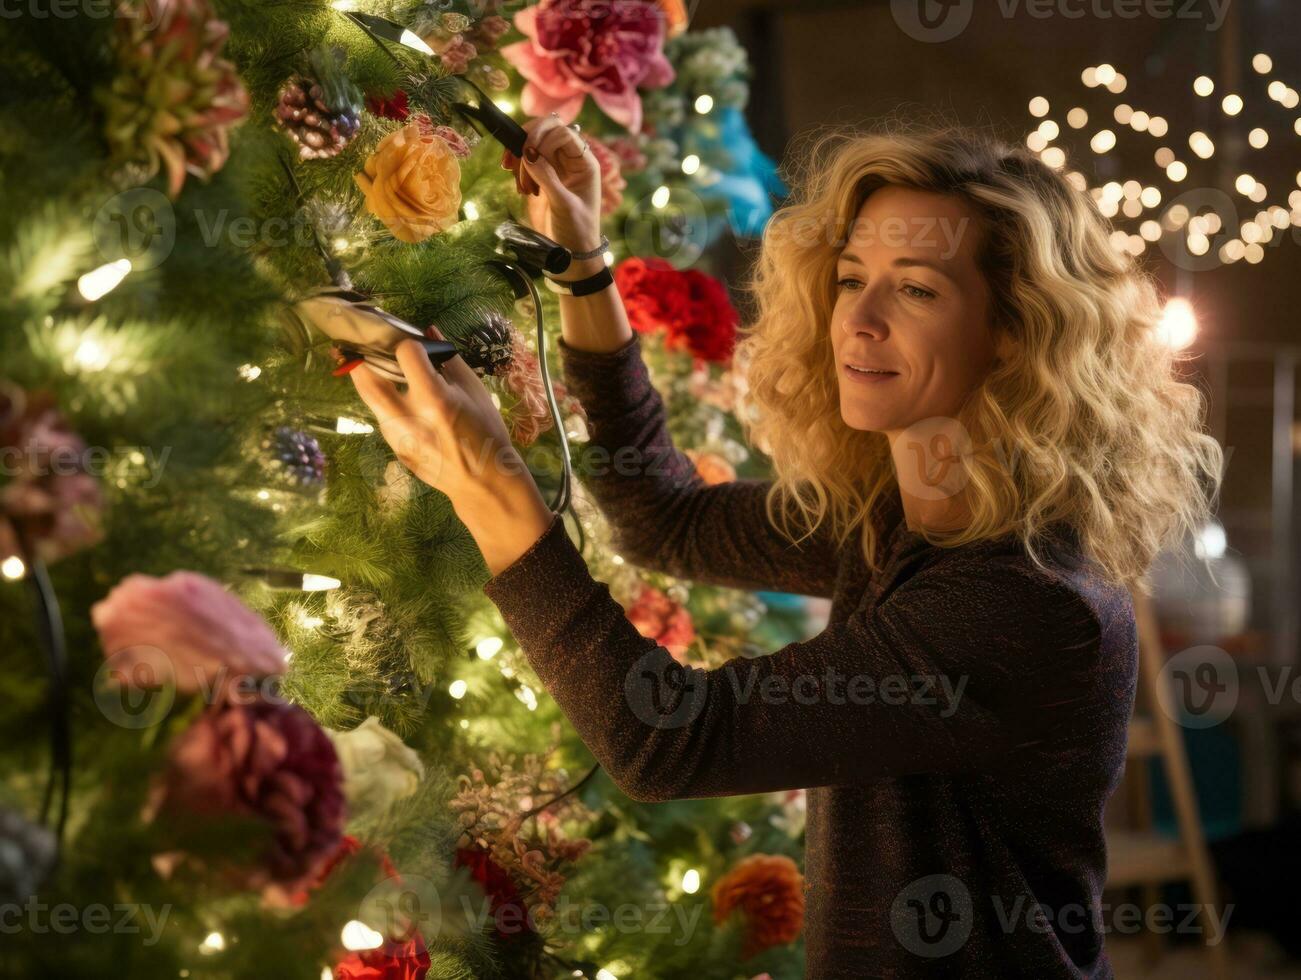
[689,0,1301,976]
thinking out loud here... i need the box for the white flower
[326,716,424,817]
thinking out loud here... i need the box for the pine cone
[274,49,363,161]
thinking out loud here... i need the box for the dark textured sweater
[482,332,1139,979]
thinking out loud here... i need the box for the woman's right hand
[503,114,603,255]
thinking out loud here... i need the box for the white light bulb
[1156,298,1197,350]
[335,416,374,435]
[77,259,132,302]
[301,574,341,592]
[2,556,26,581]
[340,921,385,951]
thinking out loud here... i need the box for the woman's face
[830,185,998,436]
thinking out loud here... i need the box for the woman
[349,117,1223,977]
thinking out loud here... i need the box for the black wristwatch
[542,264,615,297]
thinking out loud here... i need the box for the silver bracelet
[567,235,609,261]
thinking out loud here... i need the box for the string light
[1067,107,1088,128]
[694,94,714,114]
[475,636,503,660]
[1090,130,1116,154]
[1221,94,1243,116]
[516,685,538,711]
[651,185,671,209]
[198,931,226,955]
[1156,299,1197,350]
[1029,96,1050,117]
[1194,75,1215,97]
[237,363,262,381]
[242,567,341,591]
[340,921,384,951]
[335,416,373,435]
[494,99,515,114]
[1249,128,1269,149]
[462,200,480,221]
[680,869,700,894]
[681,154,701,176]
[2,556,26,581]
[73,337,111,372]
[77,259,131,301]
[448,679,468,699]
[1252,53,1273,75]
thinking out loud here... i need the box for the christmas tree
[0,2,815,977]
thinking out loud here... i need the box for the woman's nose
[841,287,890,340]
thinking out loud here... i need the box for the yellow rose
[354,123,462,243]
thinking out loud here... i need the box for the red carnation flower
[333,934,430,980]
[613,258,738,362]
[454,845,535,942]
[366,90,410,121]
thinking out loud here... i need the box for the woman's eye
[836,277,863,291]
[902,284,936,300]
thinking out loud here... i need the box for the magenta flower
[501,0,675,133]
[92,570,289,700]
[147,699,346,905]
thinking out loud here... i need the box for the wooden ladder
[1105,586,1232,979]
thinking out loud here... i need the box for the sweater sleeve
[482,513,1105,803]
[557,333,839,599]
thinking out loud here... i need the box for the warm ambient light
[1156,298,1198,351]
[77,258,131,301]
[335,416,373,435]
[340,921,384,951]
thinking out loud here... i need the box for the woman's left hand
[348,333,554,574]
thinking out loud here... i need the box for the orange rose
[656,0,689,37]
[354,123,462,243]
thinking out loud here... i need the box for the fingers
[520,152,566,199]
[394,339,450,405]
[425,324,480,390]
[350,362,406,424]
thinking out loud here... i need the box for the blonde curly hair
[736,121,1223,590]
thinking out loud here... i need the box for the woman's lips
[842,364,899,384]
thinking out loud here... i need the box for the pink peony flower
[501,0,675,133]
[624,582,696,664]
[604,134,648,174]
[586,135,627,217]
[147,699,346,905]
[92,570,289,700]
[0,387,103,566]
